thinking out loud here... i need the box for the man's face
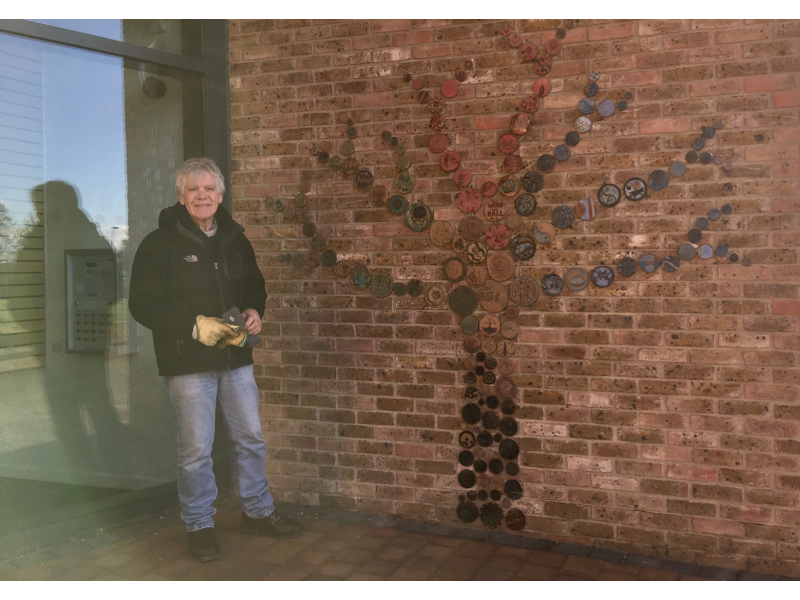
[179,171,222,226]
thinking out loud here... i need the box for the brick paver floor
[0,501,709,581]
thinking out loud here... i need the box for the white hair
[175,158,225,196]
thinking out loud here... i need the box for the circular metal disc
[457,470,476,489]
[716,245,729,257]
[702,126,716,139]
[692,137,706,151]
[487,252,515,281]
[407,279,424,297]
[457,187,483,214]
[355,169,374,192]
[688,229,703,244]
[505,507,526,531]
[533,222,556,244]
[588,70,600,81]
[721,203,733,215]
[459,430,475,448]
[686,150,698,164]
[521,171,544,194]
[486,223,511,250]
[700,151,713,164]
[460,215,484,241]
[504,154,523,173]
[498,133,519,154]
[578,98,596,115]
[370,274,393,298]
[552,205,575,229]
[639,254,660,273]
[464,265,487,288]
[663,256,680,273]
[457,501,479,523]
[565,268,589,291]
[388,195,407,215]
[395,172,415,194]
[542,273,564,297]
[598,183,621,207]
[575,197,598,221]
[532,77,551,97]
[575,116,593,133]
[454,168,473,188]
[510,234,536,261]
[443,256,467,283]
[515,193,537,216]
[428,132,448,154]
[449,285,479,316]
[521,95,540,113]
[591,266,615,287]
[678,242,696,261]
[405,203,433,231]
[729,252,739,263]
[350,264,371,289]
[698,245,714,259]
[500,321,519,339]
[370,185,388,207]
[440,151,460,172]
[623,178,647,201]
[670,161,687,178]
[598,99,615,117]
[648,170,669,192]
[510,113,531,135]
[618,256,637,277]
[441,79,459,98]
[481,181,498,197]
[461,315,479,335]
[393,282,407,296]
[565,131,581,147]
[708,208,721,221]
[478,282,509,313]
[425,282,447,307]
[553,144,571,161]
[321,250,337,267]
[584,82,599,97]
[696,217,710,230]
[429,221,454,247]
[340,139,355,156]
[509,276,540,306]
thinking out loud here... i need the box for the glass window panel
[26,20,203,58]
[0,32,204,535]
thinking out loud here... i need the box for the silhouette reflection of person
[27,181,127,477]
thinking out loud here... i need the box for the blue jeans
[166,364,275,532]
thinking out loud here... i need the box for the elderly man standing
[130,157,302,562]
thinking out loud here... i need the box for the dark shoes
[188,527,221,562]
[241,510,305,539]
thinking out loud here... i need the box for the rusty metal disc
[521,170,544,194]
[429,97,444,113]
[302,222,316,238]
[505,305,519,319]
[649,169,669,191]
[505,213,522,230]
[481,337,497,354]
[481,181,498,197]
[460,215,484,241]
[565,131,581,147]
[487,252,515,281]
[484,197,506,221]
[457,187,482,214]
[504,154,523,173]
[498,359,515,376]
[499,438,519,460]
[455,70,468,82]
[430,113,445,131]
[452,237,467,253]
[370,273,393,298]
[465,265,487,288]
[500,321,519,340]
[457,470,476,489]
[496,375,517,398]
[441,150,460,172]
[425,282,447,307]
[499,416,518,437]
[478,282,509,313]
[486,223,511,250]
[395,172,416,194]
[369,185,389,208]
[396,154,412,172]
[442,79,459,98]
[532,56,552,77]
[505,480,523,500]
[501,26,512,36]
[533,221,556,244]
[466,240,489,264]
[430,221,454,247]
[575,197,598,221]
[350,264,371,289]
[479,314,501,336]
[546,38,561,55]
[522,95,540,113]
[407,279,424,296]
[342,156,359,175]
[508,34,522,48]
[454,168,473,187]
[449,285,479,316]
[329,156,342,171]
[505,508,526,531]
[479,502,503,529]
[355,169,374,192]
[388,195,407,215]
[519,42,537,61]
[542,273,564,296]
[457,501,479,523]
[321,249,337,268]
[294,192,307,208]
[509,276,540,306]
[552,205,575,229]
[443,256,467,283]
[510,113,531,135]
[428,132,448,154]
[333,261,350,278]
[411,78,422,90]
[498,133,519,154]
[393,282,407,296]
[340,139,355,156]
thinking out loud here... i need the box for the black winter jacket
[129,202,266,376]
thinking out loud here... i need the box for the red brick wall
[228,19,800,577]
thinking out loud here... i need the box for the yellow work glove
[218,323,249,349]
[193,315,237,347]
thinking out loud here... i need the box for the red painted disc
[457,188,483,214]
[532,77,552,98]
[546,38,562,55]
[442,79,459,99]
[521,96,540,113]
[498,133,519,154]
[519,42,537,61]
[510,113,531,135]
[428,132,448,154]
[509,34,522,48]
[412,78,422,90]
[481,181,498,197]
[486,223,511,250]
[440,150,461,172]
[504,154,523,173]
[454,169,473,187]
[501,27,512,37]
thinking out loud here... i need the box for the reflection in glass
[0,32,203,536]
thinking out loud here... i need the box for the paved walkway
[0,501,710,581]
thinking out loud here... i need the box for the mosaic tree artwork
[267,20,750,532]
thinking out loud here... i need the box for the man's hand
[241,308,262,335]
[194,315,237,347]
